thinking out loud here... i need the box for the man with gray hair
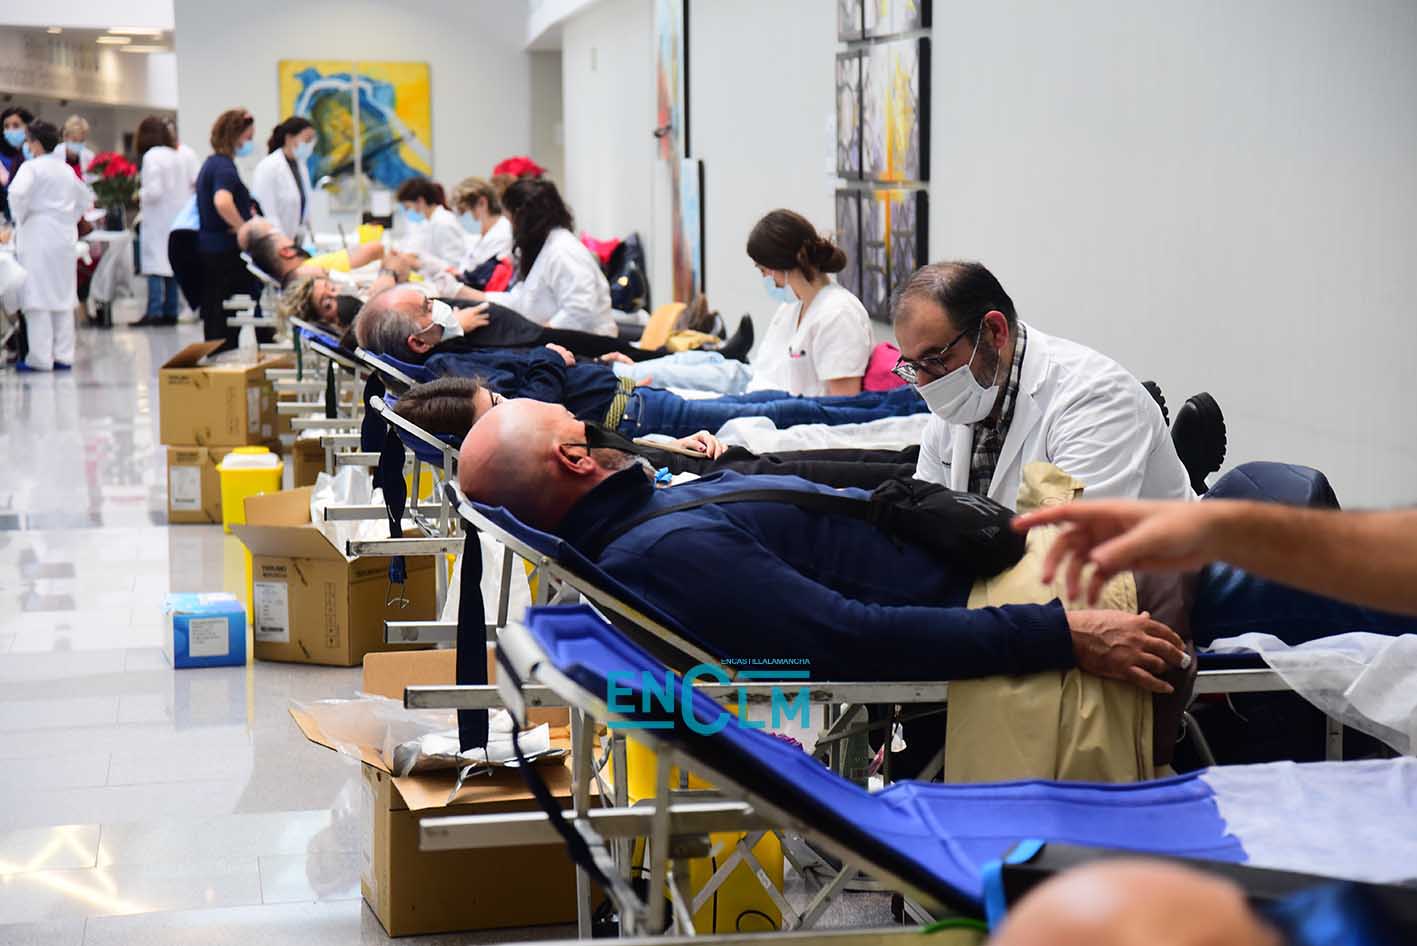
[891,260,1201,507]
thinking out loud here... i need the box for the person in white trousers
[8,120,87,372]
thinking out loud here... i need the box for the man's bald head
[458,398,622,530]
[992,859,1280,946]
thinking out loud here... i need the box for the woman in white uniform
[449,176,513,287]
[395,176,465,272]
[8,121,88,371]
[250,116,315,242]
[746,208,872,397]
[134,116,193,327]
[461,178,617,337]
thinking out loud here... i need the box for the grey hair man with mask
[892,261,1192,507]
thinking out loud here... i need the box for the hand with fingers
[544,342,576,367]
[677,430,725,459]
[599,351,634,365]
[459,302,490,332]
[1014,501,1218,605]
[1065,609,1191,694]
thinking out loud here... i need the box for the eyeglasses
[891,326,975,384]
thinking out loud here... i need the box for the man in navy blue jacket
[458,397,1190,690]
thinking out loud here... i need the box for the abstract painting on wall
[858,188,928,322]
[655,0,688,160]
[278,60,432,192]
[835,51,863,180]
[675,159,705,302]
[864,0,932,38]
[838,0,864,41]
[862,37,930,183]
[834,189,862,301]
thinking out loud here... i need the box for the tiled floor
[0,307,894,944]
[0,309,584,944]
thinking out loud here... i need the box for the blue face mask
[294,139,315,160]
[403,207,425,225]
[458,211,479,233]
[762,273,796,304]
[4,128,26,149]
[235,139,254,158]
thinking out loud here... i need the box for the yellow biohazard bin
[217,447,284,534]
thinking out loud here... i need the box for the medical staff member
[195,108,259,351]
[134,116,191,327]
[746,208,872,396]
[460,178,618,337]
[251,116,315,242]
[395,176,465,272]
[449,176,512,287]
[893,260,1192,506]
[60,116,95,176]
[8,120,88,371]
[0,106,33,222]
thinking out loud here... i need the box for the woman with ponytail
[250,116,316,242]
[745,208,873,396]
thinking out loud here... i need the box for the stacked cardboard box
[159,341,291,524]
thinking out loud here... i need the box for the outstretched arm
[1014,500,1417,615]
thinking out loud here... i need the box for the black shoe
[1142,380,1169,426]
[714,315,754,363]
[1172,392,1227,495]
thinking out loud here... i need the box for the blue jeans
[1193,562,1417,647]
[620,385,926,440]
[146,275,178,318]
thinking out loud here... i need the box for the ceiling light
[47,27,63,34]
[96,36,131,45]
[108,27,164,36]
[119,45,168,53]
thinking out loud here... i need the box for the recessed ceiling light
[108,27,164,36]
[119,45,168,54]
[47,27,63,34]
[96,36,131,45]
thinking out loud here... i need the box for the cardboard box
[159,341,292,447]
[166,445,235,524]
[162,592,248,668]
[363,648,570,731]
[289,650,582,937]
[292,433,326,488]
[231,488,437,667]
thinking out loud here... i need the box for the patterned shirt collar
[968,322,1028,495]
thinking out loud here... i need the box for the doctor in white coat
[8,120,88,371]
[250,117,316,242]
[893,260,1192,508]
[134,116,194,326]
[463,177,618,337]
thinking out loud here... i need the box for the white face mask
[428,299,463,340]
[914,332,1000,425]
[762,273,796,304]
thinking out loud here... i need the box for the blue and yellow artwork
[278,60,432,190]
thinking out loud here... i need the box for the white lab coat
[176,144,201,186]
[399,205,467,272]
[250,149,313,240]
[914,324,1194,508]
[487,227,617,337]
[138,146,192,276]
[8,152,88,311]
[747,280,873,396]
[458,214,512,273]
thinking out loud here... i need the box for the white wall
[529,50,566,188]
[558,0,836,329]
[931,0,1417,507]
[560,0,654,246]
[173,0,532,224]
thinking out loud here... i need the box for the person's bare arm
[824,376,863,396]
[1014,500,1417,615]
[346,243,385,269]
[212,189,245,232]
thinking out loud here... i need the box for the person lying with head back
[394,377,919,490]
[239,216,403,287]
[457,396,1187,688]
[354,286,925,439]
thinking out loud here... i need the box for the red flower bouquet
[88,151,139,209]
